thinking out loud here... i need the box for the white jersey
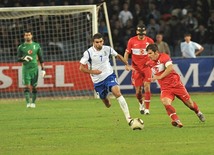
[80,45,118,84]
[180,41,202,58]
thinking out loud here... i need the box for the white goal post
[0,3,117,99]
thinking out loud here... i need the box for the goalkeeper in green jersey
[17,30,46,108]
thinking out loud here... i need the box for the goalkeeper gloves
[22,55,33,62]
[41,70,46,78]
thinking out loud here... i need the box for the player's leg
[161,90,183,128]
[143,67,152,114]
[175,85,205,122]
[132,70,145,114]
[105,73,132,123]
[31,68,39,108]
[135,86,145,114]
[101,98,111,108]
[183,98,205,122]
[143,81,151,114]
[22,69,31,108]
[94,81,111,108]
[31,87,37,108]
[111,85,132,123]
[24,86,31,108]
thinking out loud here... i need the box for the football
[130,118,144,130]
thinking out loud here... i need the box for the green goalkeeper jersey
[17,41,44,69]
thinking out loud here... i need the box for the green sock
[24,88,30,104]
[32,88,37,103]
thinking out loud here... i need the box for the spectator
[108,0,121,19]
[181,11,198,33]
[159,19,171,45]
[155,33,171,55]
[168,15,186,54]
[193,24,210,44]
[146,2,161,23]
[1,0,214,58]
[207,12,214,44]
[146,18,160,40]
[131,3,146,26]
[0,0,13,7]
[180,33,204,58]
[207,12,214,29]
[98,21,108,35]
[118,2,133,27]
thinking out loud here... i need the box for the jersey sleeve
[180,42,185,53]
[17,45,24,62]
[193,42,202,49]
[37,44,44,63]
[126,38,132,54]
[161,54,172,67]
[148,37,154,44]
[110,47,118,57]
[80,51,89,65]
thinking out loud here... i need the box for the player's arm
[37,45,46,77]
[124,39,132,71]
[116,54,132,70]
[79,64,101,75]
[37,46,44,67]
[17,49,25,62]
[124,50,129,63]
[153,62,173,80]
[195,46,204,56]
[180,43,185,57]
[124,50,132,71]
[116,54,129,65]
[79,50,102,75]
[17,46,32,62]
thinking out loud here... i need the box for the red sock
[136,93,143,104]
[144,92,151,109]
[165,105,179,121]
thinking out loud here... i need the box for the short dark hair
[24,30,32,34]
[146,44,159,52]
[184,33,191,37]
[92,33,103,41]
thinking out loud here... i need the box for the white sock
[139,101,145,110]
[117,95,131,123]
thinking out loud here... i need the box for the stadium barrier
[117,57,214,94]
[0,57,213,98]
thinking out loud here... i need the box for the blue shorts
[94,73,118,99]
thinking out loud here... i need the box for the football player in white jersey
[80,33,133,125]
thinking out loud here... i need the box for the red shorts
[131,67,152,86]
[160,83,190,102]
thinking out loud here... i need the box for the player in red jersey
[146,44,205,128]
[124,24,154,115]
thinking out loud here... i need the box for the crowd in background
[0,0,214,57]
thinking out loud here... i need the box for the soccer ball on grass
[129,118,144,130]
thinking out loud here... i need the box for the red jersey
[126,36,154,71]
[147,53,182,89]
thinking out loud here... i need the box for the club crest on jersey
[28,50,33,54]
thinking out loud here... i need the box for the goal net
[0,5,100,99]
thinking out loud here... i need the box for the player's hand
[149,75,161,82]
[22,56,33,62]
[125,64,134,71]
[41,70,46,78]
[91,70,102,75]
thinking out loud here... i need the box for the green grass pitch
[0,94,213,155]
